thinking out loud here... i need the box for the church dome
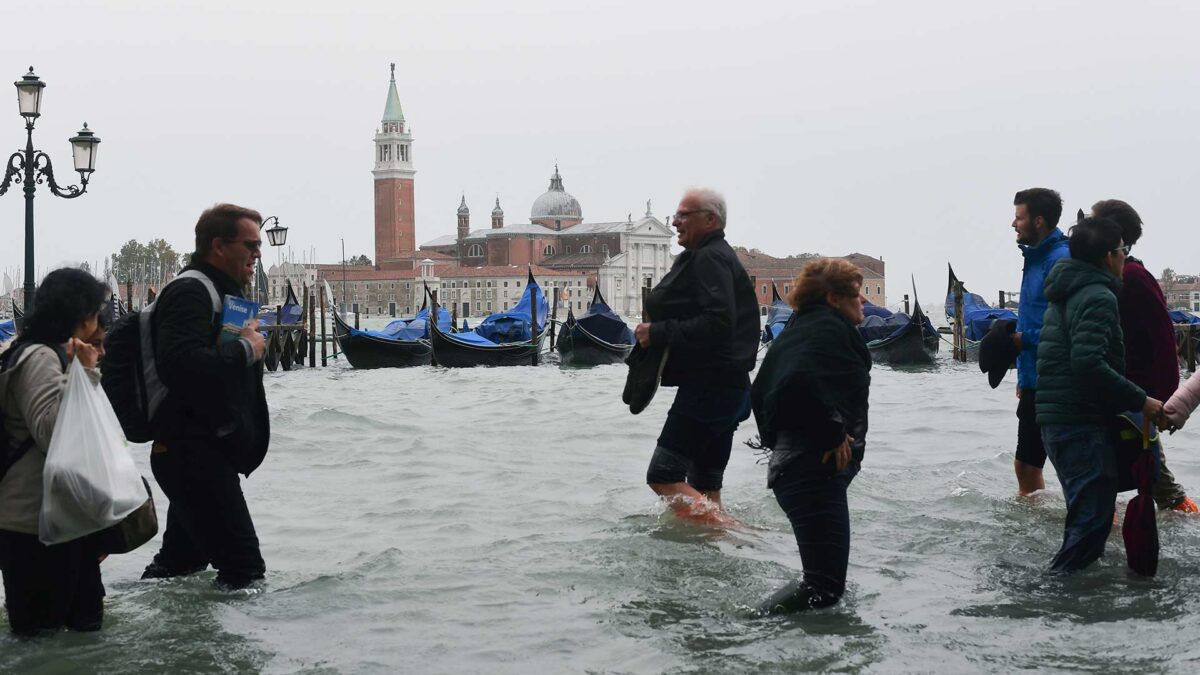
[530,165,582,220]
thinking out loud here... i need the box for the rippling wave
[3,354,1198,673]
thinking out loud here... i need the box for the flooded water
[3,347,1200,673]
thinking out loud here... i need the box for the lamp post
[0,67,101,313]
[256,216,288,305]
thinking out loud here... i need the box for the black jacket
[646,231,759,389]
[751,302,871,461]
[151,262,270,475]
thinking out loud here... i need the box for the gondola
[944,264,1016,360]
[556,287,634,366]
[11,298,23,335]
[429,270,549,368]
[331,295,449,369]
[857,283,939,365]
[761,282,793,345]
[1171,310,1200,366]
[260,281,306,371]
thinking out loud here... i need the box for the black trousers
[0,529,104,635]
[147,441,265,588]
[771,460,860,601]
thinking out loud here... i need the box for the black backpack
[0,342,68,481]
[101,271,221,443]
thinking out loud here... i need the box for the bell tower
[373,63,416,267]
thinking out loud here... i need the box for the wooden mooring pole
[319,286,328,367]
[431,289,440,367]
[953,281,966,362]
[1188,324,1197,373]
[531,284,539,366]
[549,286,559,349]
[308,293,316,367]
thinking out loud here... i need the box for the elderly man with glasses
[635,188,759,525]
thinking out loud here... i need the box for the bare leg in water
[649,482,740,527]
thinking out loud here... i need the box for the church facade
[306,65,885,320]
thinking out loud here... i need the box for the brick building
[734,248,887,312]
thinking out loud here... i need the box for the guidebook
[219,295,260,344]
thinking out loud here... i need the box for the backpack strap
[0,342,68,481]
[140,270,223,420]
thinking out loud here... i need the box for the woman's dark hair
[194,203,263,258]
[5,268,109,352]
[1068,217,1123,266]
[787,258,863,308]
[1091,199,1142,247]
[1014,188,1063,229]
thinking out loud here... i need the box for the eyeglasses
[225,239,263,253]
[1111,244,1131,255]
[673,209,711,220]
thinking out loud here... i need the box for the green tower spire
[382,62,404,123]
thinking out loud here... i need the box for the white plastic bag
[39,359,146,545]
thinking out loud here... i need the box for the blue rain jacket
[1016,228,1070,390]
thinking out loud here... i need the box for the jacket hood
[1043,258,1122,303]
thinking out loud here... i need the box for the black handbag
[92,477,158,555]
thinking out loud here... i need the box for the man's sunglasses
[224,238,263,252]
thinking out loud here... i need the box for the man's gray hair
[684,187,727,227]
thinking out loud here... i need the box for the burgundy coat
[1119,258,1179,401]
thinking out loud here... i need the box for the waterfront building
[1162,273,1200,311]
[735,248,886,312]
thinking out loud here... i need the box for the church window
[565,246,572,254]
[503,281,508,287]
[467,244,484,257]
[476,281,481,288]
[580,245,592,254]
[876,286,881,295]
[516,281,521,287]
[601,244,609,254]
[382,145,391,161]
[762,284,767,295]
[486,281,492,288]
[504,303,509,310]
[543,245,556,256]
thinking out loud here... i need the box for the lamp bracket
[34,152,88,199]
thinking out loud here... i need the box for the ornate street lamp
[262,215,288,247]
[256,216,289,304]
[1,67,100,313]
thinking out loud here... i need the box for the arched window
[580,245,592,254]
[467,244,484,257]
[543,245,556,256]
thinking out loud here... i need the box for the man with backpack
[138,203,270,589]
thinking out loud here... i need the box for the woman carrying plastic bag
[39,357,148,545]
[0,269,115,636]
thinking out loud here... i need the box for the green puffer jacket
[1035,258,1146,426]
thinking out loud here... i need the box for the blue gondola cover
[439,278,548,346]
[349,306,453,341]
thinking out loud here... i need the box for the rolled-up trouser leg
[1151,446,1187,510]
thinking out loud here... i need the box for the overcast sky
[2,0,1197,308]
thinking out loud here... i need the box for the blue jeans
[1041,424,1118,574]
[771,459,861,601]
